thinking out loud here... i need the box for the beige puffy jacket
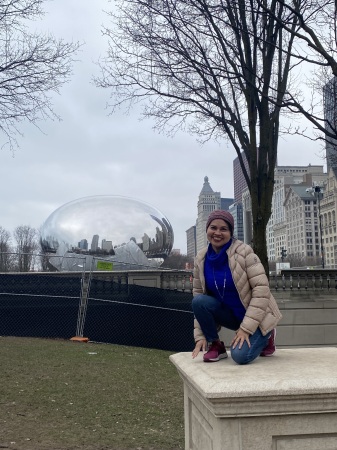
[193,239,282,342]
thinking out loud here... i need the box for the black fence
[0,273,82,340]
[0,272,194,352]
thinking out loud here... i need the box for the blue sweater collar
[206,239,232,263]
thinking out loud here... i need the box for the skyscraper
[267,165,326,261]
[186,177,234,256]
[233,151,249,203]
[229,202,244,241]
[195,176,221,253]
[323,77,337,174]
[186,225,196,259]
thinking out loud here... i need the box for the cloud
[0,0,326,253]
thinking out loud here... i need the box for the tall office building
[284,185,322,262]
[221,197,234,211]
[195,176,221,252]
[267,165,326,261]
[323,77,337,174]
[229,202,244,241]
[232,151,250,243]
[186,225,196,259]
[241,187,253,244]
[233,151,250,203]
[239,163,327,258]
[320,168,337,268]
[321,78,337,267]
[186,177,234,256]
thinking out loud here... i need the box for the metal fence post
[70,258,92,343]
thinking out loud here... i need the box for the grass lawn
[0,337,184,450]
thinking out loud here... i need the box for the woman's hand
[192,339,207,358]
[231,329,250,349]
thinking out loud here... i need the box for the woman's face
[206,219,231,253]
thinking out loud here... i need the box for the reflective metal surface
[40,195,174,271]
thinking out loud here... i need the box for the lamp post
[281,247,287,262]
[314,186,325,269]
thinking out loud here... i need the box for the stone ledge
[170,348,337,450]
[170,348,337,417]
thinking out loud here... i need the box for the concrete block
[170,348,337,450]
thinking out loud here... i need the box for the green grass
[0,337,184,450]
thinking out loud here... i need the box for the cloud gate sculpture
[40,195,174,271]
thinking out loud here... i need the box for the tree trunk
[252,204,270,277]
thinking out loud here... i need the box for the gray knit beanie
[206,210,234,235]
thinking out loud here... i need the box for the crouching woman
[192,210,282,365]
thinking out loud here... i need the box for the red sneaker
[260,329,276,357]
[203,340,228,362]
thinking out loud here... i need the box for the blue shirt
[204,241,246,322]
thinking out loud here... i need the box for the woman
[192,210,282,365]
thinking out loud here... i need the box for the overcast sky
[0,0,326,253]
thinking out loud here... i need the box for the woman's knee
[231,348,248,365]
[230,346,256,365]
[192,294,208,311]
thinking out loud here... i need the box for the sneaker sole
[260,351,275,357]
[204,353,228,362]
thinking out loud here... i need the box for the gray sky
[0,0,326,253]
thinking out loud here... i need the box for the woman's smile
[206,219,231,253]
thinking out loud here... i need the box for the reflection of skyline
[71,225,173,258]
[91,234,99,251]
[42,223,173,258]
[70,234,116,256]
[40,196,175,262]
[145,215,174,257]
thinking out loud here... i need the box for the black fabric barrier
[0,274,195,352]
[85,285,194,351]
[0,273,81,339]
[0,294,79,339]
[0,273,82,296]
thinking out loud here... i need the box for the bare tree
[0,0,80,150]
[161,253,194,270]
[254,1,337,143]
[36,227,51,271]
[13,225,38,271]
[96,0,300,271]
[0,226,13,272]
[286,252,322,268]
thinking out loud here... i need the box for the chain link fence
[0,253,194,352]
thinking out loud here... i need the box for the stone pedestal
[169,348,337,450]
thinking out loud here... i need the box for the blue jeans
[192,294,271,365]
